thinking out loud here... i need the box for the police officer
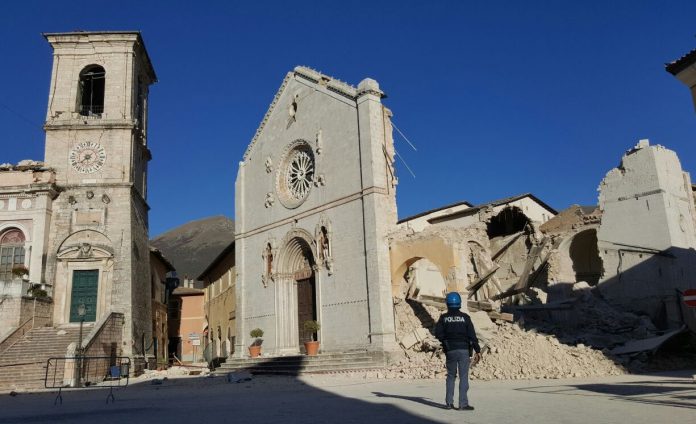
[434,292,481,411]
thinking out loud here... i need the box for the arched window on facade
[78,65,106,116]
[0,229,26,282]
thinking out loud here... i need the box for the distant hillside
[151,216,235,279]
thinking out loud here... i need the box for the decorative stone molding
[313,174,325,187]
[265,157,273,174]
[243,66,361,162]
[243,72,294,162]
[264,192,275,208]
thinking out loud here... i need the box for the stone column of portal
[356,78,398,353]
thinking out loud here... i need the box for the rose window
[276,141,316,208]
[286,150,314,200]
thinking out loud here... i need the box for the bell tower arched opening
[78,65,105,116]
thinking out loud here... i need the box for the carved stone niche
[261,239,277,288]
[315,216,334,275]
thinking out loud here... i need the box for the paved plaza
[0,370,693,423]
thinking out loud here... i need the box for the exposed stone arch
[390,233,465,298]
[551,227,602,285]
[487,206,531,239]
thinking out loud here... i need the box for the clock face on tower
[69,141,107,174]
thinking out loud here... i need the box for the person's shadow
[373,391,446,409]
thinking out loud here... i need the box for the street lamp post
[76,303,86,387]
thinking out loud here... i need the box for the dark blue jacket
[434,309,481,353]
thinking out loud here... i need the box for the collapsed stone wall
[381,298,626,380]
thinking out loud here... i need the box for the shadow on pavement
[0,372,443,424]
[516,376,696,410]
[372,391,445,409]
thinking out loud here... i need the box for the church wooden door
[296,277,316,349]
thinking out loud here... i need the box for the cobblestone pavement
[0,370,693,423]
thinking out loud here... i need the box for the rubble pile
[470,322,625,380]
[523,283,659,350]
[387,297,626,380]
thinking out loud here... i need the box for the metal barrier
[45,356,131,404]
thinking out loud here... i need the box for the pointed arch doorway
[276,231,318,354]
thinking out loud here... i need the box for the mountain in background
[151,215,235,279]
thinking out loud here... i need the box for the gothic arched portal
[275,230,318,354]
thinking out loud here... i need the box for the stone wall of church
[235,68,398,356]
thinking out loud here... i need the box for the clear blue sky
[2,1,696,237]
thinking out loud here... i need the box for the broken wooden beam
[466,265,500,297]
[487,311,514,322]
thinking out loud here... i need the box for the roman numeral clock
[69,141,107,174]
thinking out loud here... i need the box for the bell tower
[42,32,157,360]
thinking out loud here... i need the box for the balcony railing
[78,105,104,117]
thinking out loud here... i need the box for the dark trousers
[445,349,470,407]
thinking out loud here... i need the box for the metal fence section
[45,356,131,404]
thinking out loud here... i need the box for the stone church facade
[0,31,156,358]
[234,67,399,356]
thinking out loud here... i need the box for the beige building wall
[0,167,57,333]
[199,242,236,361]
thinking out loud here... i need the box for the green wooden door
[69,270,99,322]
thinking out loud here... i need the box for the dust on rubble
[378,298,626,380]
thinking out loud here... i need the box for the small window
[78,65,106,116]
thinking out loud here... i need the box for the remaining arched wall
[390,234,467,297]
[550,227,602,285]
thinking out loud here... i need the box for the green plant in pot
[303,320,320,356]
[27,283,48,299]
[248,328,264,358]
[11,265,29,280]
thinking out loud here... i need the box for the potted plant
[11,265,29,281]
[248,328,264,358]
[303,320,321,356]
[27,283,48,299]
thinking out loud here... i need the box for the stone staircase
[215,351,387,376]
[0,325,91,391]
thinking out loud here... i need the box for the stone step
[0,325,87,391]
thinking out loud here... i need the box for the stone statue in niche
[317,226,333,275]
[287,93,300,128]
[261,243,274,288]
[315,128,323,154]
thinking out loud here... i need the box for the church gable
[238,67,369,227]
